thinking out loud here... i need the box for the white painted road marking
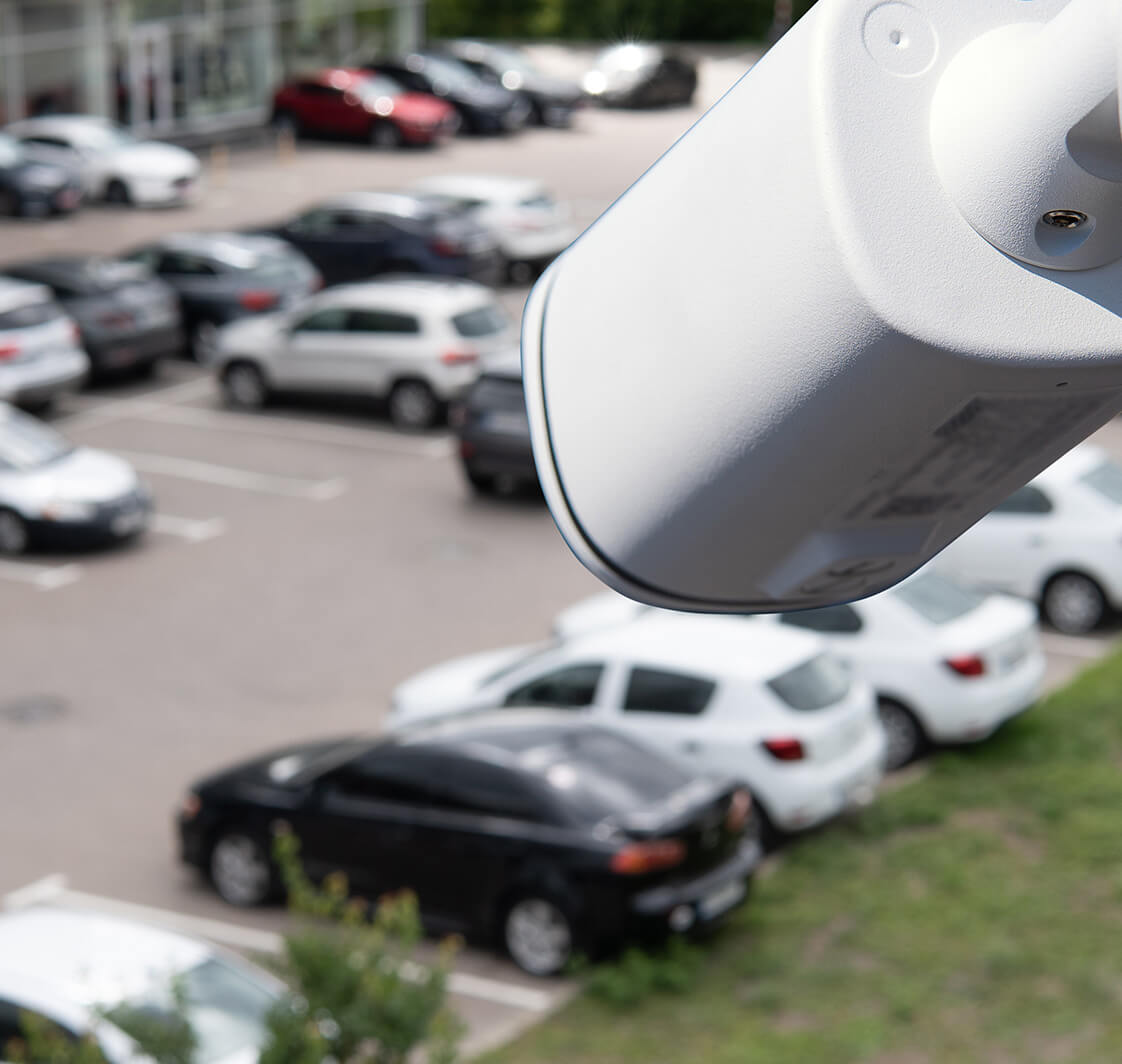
[2,877,560,1013]
[150,513,228,542]
[1039,633,1111,661]
[57,377,217,432]
[114,451,348,500]
[0,559,82,590]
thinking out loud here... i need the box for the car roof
[294,67,379,89]
[318,190,443,219]
[309,276,496,312]
[1033,442,1106,486]
[411,174,547,202]
[141,230,293,262]
[0,274,53,312]
[560,611,822,680]
[0,907,209,1007]
[7,114,116,138]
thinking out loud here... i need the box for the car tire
[1041,571,1107,635]
[105,178,131,206]
[506,258,535,285]
[209,829,276,907]
[877,697,925,771]
[222,361,269,409]
[369,121,403,150]
[388,379,440,431]
[503,894,575,976]
[0,509,29,556]
[465,468,498,495]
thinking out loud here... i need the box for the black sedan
[443,40,585,127]
[261,192,502,287]
[452,353,538,496]
[582,43,698,108]
[0,132,82,218]
[178,711,760,975]
[120,232,321,361]
[3,257,182,378]
[366,53,530,134]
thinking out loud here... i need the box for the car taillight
[239,290,279,312]
[430,237,464,256]
[181,793,201,819]
[610,838,686,876]
[0,342,20,361]
[761,737,806,762]
[945,654,986,677]
[441,349,478,367]
[310,273,325,291]
[98,311,135,329]
[725,789,752,832]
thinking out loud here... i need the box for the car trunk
[932,595,1040,678]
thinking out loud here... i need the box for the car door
[152,250,224,328]
[271,304,353,391]
[500,662,607,712]
[345,307,423,397]
[280,209,391,285]
[935,485,1055,597]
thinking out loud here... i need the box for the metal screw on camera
[1042,210,1089,229]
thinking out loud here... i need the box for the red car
[270,68,457,149]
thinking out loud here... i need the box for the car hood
[193,736,364,794]
[10,447,139,506]
[216,312,287,355]
[454,83,516,110]
[390,643,539,723]
[522,73,584,102]
[393,93,456,121]
[107,142,199,179]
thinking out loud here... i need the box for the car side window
[156,252,218,277]
[0,1000,79,1052]
[296,83,341,98]
[122,247,160,269]
[21,135,71,150]
[331,751,450,805]
[291,306,349,333]
[622,667,715,715]
[348,309,421,334]
[503,664,603,708]
[778,604,863,634]
[993,485,1053,514]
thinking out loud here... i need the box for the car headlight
[41,500,97,522]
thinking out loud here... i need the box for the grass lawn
[483,652,1122,1064]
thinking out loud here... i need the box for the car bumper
[86,323,183,373]
[501,228,577,264]
[458,430,536,481]
[130,173,202,207]
[26,488,152,547]
[0,349,90,405]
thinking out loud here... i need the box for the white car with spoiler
[554,567,1045,770]
[389,613,886,843]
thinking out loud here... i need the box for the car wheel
[1042,571,1107,635]
[877,697,925,770]
[503,895,574,976]
[191,321,219,363]
[389,379,440,431]
[506,258,535,285]
[272,110,301,139]
[222,362,268,409]
[0,509,29,556]
[209,830,275,907]
[369,121,403,149]
[105,178,131,206]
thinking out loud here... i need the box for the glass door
[128,22,174,133]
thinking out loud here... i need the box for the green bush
[584,937,704,1009]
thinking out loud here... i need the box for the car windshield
[594,44,660,73]
[121,958,278,1064]
[452,304,509,338]
[483,642,559,685]
[483,45,538,75]
[768,653,852,711]
[1079,459,1122,506]
[356,74,405,99]
[0,134,22,167]
[0,409,74,471]
[75,123,138,152]
[418,54,481,90]
[892,570,985,624]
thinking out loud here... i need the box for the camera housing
[522,0,1122,612]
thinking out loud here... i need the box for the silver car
[0,403,150,555]
[0,277,89,412]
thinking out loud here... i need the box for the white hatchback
[390,613,886,841]
[933,443,1122,634]
[409,175,576,282]
[213,276,517,430]
[554,568,1045,770]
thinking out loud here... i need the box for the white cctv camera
[522,0,1122,613]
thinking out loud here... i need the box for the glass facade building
[0,0,424,136]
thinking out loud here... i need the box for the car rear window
[892,570,984,624]
[768,653,852,712]
[452,304,508,338]
[1079,459,1122,506]
[242,250,316,286]
[0,299,61,330]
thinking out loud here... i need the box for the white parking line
[57,378,217,432]
[114,451,348,500]
[1038,633,1110,660]
[0,559,82,591]
[150,514,228,542]
[2,876,559,1013]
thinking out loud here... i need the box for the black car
[178,711,760,975]
[452,354,538,495]
[443,40,585,127]
[366,53,530,134]
[262,192,502,287]
[582,43,698,108]
[3,257,182,378]
[120,232,321,361]
[0,132,83,218]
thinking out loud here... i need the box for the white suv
[213,276,516,429]
[389,613,886,842]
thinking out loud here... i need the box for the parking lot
[2,45,1122,1055]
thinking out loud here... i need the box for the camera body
[522,0,1122,612]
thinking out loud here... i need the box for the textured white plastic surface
[522,0,1122,612]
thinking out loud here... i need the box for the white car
[0,906,282,1064]
[553,568,1046,769]
[7,115,201,207]
[390,613,886,841]
[933,443,1122,635]
[213,276,516,430]
[0,278,88,412]
[408,175,576,282]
